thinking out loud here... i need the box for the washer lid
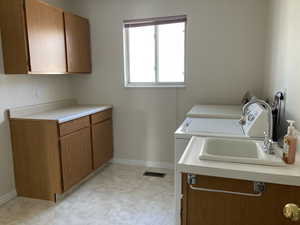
[186,105,242,119]
[183,118,243,136]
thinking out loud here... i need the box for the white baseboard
[113,158,174,170]
[0,190,17,206]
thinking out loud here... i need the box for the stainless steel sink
[199,138,285,166]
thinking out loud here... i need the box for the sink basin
[199,138,285,166]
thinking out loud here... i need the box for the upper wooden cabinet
[64,13,92,73]
[0,0,92,74]
[26,0,66,73]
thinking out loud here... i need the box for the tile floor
[0,164,175,225]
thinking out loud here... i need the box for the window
[123,15,186,87]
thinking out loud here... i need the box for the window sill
[124,83,186,88]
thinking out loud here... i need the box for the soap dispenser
[283,120,297,164]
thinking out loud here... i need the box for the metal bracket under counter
[187,174,265,197]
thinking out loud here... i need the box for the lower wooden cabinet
[181,174,300,225]
[60,127,92,191]
[9,108,113,201]
[92,119,113,169]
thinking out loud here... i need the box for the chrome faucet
[240,99,274,154]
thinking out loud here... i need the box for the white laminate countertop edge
[9,99,77,118]
[57,107,112,123]
[177,136,300,187]
[9,100,113,123]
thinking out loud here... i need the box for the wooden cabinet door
[25,0,66,73]
[60,127,92,191]
[182,174,300,225]
[0,0,30,74]
[92,119,113,169]
[64,12,92,73]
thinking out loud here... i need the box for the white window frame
[123,16,187,88]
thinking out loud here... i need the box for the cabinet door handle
[187,174,265,197]
[189,184,263,197]
[283,203,300,222]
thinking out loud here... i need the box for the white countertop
[187,105,242,119]
[177,136,300,186]
[9,100,112,123]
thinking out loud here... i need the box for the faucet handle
[263,132,274,154]
[239,116,246,125]
[268,138,274,147]
[263,132,272,141]
[263,132,268,143]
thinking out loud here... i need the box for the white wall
[0,0,73,198]
[70,0,269,165]
[264,0,300,126]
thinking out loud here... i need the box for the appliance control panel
[242,103,268,138]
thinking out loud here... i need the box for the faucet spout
[241,99,274,154]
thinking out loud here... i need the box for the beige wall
[70,0,269,164]
[0,0,73,197]
[264,0,300,126]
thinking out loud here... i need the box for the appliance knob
[248,114,255,121]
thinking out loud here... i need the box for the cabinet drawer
[91,109,112,124]
[59,116,90,136]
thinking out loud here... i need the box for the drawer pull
[187,174,265,197]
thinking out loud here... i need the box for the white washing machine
[174,103,268,225]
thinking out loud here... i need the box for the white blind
[124,15,187,28]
